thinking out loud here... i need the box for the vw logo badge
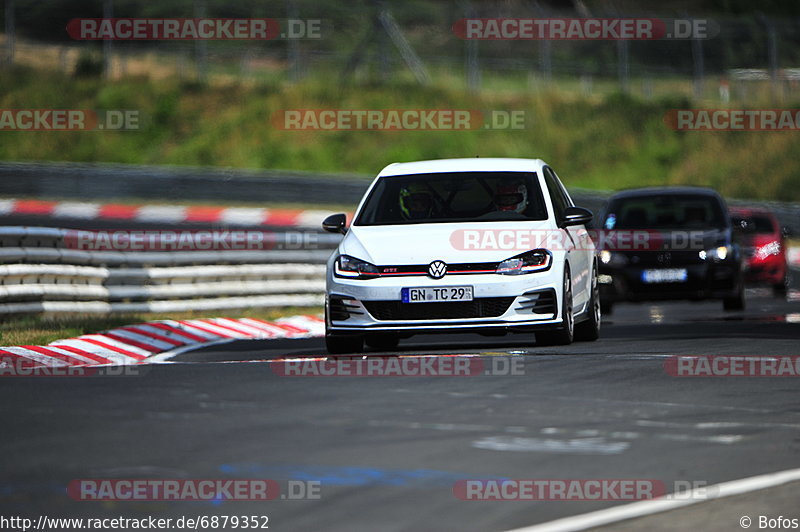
[428,260,447,279]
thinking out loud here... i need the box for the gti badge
[428,260,447,279]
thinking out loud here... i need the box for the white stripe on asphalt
[124,324,199,344]
[134,205,187,223]
[211,318,273,337]
[0,200,16,215]
[103,329,174,351]
[278,316,317,328]
[220,208,269,226]
[505,466,800,532]
[183,319,250,339]
[237,318,282,337]
[52,202,102,219]
[42,345,104,365]
[0,346,70,367]
[75,335,154,358]
[294,209,331,228]
[275,316,325,336]
[160,320,222,340]
[49,339,140,365]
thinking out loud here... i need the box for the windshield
[604,194,728,230]
[354,171,548,226]
[732,214,776,234]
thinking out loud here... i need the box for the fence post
[194,0,208,84]
[642,76,653,99]
[617,39,629,93]
[464,3,479,93]
[767,22,779,103]
[287,0,301,82]
[4,0,14,67]
[103,0,114,79]
[692,30,705,100]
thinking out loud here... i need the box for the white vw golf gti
[322,158,600,353]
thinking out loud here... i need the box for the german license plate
[401,286,474,303]
[641,268,688,283]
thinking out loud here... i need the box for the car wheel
[575,266,601,342]
[773,277,788,297]
[537,269,574,346]
[723,282,745,311]
[365,334,399,350]
[600,300,613,316]
[325,334,364,354]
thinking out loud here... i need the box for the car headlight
[334,255,380,279]
[599,250,628,267]
[496,249,552,275]
[700,245,731,261]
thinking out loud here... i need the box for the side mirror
[560,206,593,228]
[322,213,347,234]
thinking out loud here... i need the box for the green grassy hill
[1,65,799,201]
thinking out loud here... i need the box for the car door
[543,166,591,309]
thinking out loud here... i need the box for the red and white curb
[0,198,344,228]
[0,315,324,369]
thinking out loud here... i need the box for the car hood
[340,221,556,265]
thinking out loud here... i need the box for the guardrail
[0,227,336,315]
[2,226,799,315]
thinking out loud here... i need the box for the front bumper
[743,256,786,285]
[599,262,740,302]
[326,266,564,335]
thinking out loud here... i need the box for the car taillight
[755,241,781,260]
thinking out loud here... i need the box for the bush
[74,52,103,78]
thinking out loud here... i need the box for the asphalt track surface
[1,290,799,531]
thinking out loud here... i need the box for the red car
[730,207,788,295]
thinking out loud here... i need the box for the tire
[723,281,745,311]
[325,334,364,354]
[365,333,399,350]
[600,300,614,316]
[575,265,601,342]
[537,269,574,346]
[773,277,788,297]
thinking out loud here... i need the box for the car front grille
[363,297,515,321]
[627,250,704,267]
[515,289,557,316]
[328,295,364,321]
